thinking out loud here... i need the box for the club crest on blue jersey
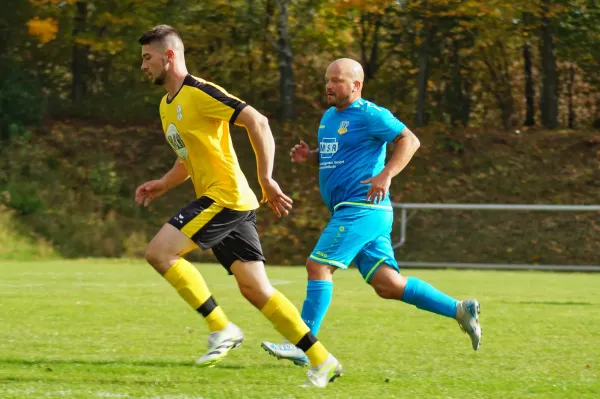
[337,120,350,135]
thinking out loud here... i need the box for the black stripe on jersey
[165,81,186,105]
[184,75,248,124]
[229,102,247,124]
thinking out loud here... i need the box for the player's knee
[306,259,335,280]
[237,280,273,308]
[237,283,254,302]
[144,245,161,268]
[145,243,171,272]
[373,283,396,299]
[372,278,405,300]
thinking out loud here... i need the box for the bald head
[325,58,364,110]
[329,58,364,84]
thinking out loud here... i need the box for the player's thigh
[352,213,400,284]
[212,210,266,275]
[146,224,197,265]
[310,206,391,270]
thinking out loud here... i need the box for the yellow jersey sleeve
[187,76,247,124]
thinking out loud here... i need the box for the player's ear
[165,49,175,63]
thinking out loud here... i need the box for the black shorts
[168,196,266,273]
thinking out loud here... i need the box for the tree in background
[554,0,600,128]
[9,0,599,131]
[539,0,559,129]
[521,10,537,126]
[275,0,295,122]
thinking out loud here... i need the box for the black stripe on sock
[295,332,318,353]
[197,296,218,318]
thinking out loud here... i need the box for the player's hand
[260,178,293,218]
[360,172,392,204]
[135,179,169,207]
[290,141,310,163]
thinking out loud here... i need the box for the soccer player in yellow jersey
[134,25,341,387]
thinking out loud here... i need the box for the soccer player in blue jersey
[262,58,482,367]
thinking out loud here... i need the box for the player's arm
[161,158,190,189]
[135,159,189,207]
[235,106,275,184]
[235,106,293,217]
[381,127,420,179]
[290,141,319,166]
[361,127,420,204]
[307,148,320,166]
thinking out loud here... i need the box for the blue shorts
[309,206,400,283]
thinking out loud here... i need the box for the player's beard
[327,94,336,106]
[329,92,351,108]
[153,69,167,86]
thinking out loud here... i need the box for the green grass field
[1,260,598,399]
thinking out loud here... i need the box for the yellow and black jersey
[159,74,259,211]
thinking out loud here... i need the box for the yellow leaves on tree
[27,17,58,44]
[331,0,394,13]
[29,0,76,5]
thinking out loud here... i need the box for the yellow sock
[163,258,229,332]
[260,290,329,367]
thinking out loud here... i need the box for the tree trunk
[595,94,600,129]
[245,0,255,102]
[462,79,472,127]
[416,24,433,127]
[71,1,89,105]
[540,1,559,129]
[482,41,515,130]
[358,11,383,81]
[446,38,471,127]
[567,63,575,128]
[260,0,275,106]
[275,0,295,122]
[523,42,535,126]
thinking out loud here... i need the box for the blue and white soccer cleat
[261,340,310,367]
[302,353,343,388]
[195,322,244,367]
[456,299,482,350]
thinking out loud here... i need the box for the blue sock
[300,280,333,336]
[401,277,458,318]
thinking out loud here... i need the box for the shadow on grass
[0,357,292,371]
[505,301,593,306]
[1,358,195,368]
[0,357,301,388]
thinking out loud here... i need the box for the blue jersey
[318,98,406,213]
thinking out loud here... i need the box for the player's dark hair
[138,25,182,47]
